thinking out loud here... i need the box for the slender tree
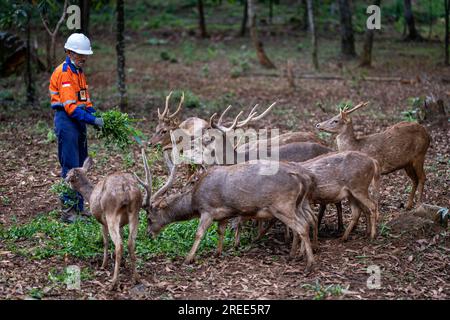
[445,0,449,65]
[240,0,248,36]
[248,0,275,68]
[269,0,273,25]
[403,0,422,41]
[302,0,308,31]
[40,0,68,70]
[197,0,208,38]
[360,0,381,67]
[116,0,127,110]
[337,0,356,58]
[80,0,91,37]
[26,1,35,105]
[306,0,318,70]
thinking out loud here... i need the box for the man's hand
[94,117,104,127]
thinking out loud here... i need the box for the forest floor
[0,31,449,300]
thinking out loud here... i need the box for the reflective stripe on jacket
[49,56,97,124]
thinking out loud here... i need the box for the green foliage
[337,100,353,112]
[401,97,423,122]
[302,280,344,300]
[171,90,202,109]
[28,288,43,299]
[160,51,178,63]
[49,180,78,208]
[0,210,256,261]
[94,109,144,151]
[1,195,11,205]
[229,50,251,78]
[45,129,56,144]
[0,0,30,29]
[147,38,169,46]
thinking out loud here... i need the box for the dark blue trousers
[54,110,87,212]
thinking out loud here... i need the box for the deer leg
[413,157,427,206]
[256,218,276,241]
[404,165,419,210]
[128,215,139,284]
[107,218,123,291]
[185,213,214,264]
[290,232,299,258]
[284,226,291,242]
[300,199,318,250]
[349,192,378,240]
[274,209,315,273]
[335,202,343,233]
[342,200,361,242]
[317,204,326,231]
[101,223,109,269]
[216,220,227,257]
[234,220,241,248]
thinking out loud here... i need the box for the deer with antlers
[135,135,319,272]
[316,102,431,210]
[149,91,208,148]
[150,92,324,154]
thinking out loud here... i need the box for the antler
[151,131,178,201]
[210,105,244,133]
[343,101,369,115]
[169,91,184,119]
[157,91,185,120]
[134,148,152,208]
[235,102,276,128]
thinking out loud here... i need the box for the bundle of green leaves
[94,109,144,151]
[49,180,78,208]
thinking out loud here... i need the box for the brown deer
[316,102,431,210]
[136,146,319,272]
[149,91,208,148]
[65,158,142,291]
[233,142,344,247]
[290,150,381,258]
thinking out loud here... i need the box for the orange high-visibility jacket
[49,56,97,124]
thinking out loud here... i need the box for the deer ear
[82,157,93,171]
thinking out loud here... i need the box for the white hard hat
[64,33,93,55]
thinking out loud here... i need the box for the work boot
[80,209,92,217]
[60,207,86,224]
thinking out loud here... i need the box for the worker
[49,33,103,223]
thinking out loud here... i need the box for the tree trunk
[26,7,35,105]
[445,0,449,66]
[269,0,273,25]
[306,0,319,70]
[40,0,68,70]
[403,0,422,41]
[80,0,91,37]
[197,0,208,38]
[302,0,308,31]
[45,32,52,72]
[359,0,381,67]
[338,0,356,58]
[116,0,127,110]
[240,0,248,37]
[248,0,275,68]
[427,0,432,40]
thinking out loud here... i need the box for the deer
[232,141,345,247]
[315,102,431,210]
[65,158,142,291]
[149,91,208,148]
[135,141,319,273]
[150,92,324,153]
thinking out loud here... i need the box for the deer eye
[333,120,339,123]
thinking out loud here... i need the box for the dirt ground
[0,33,449,300]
